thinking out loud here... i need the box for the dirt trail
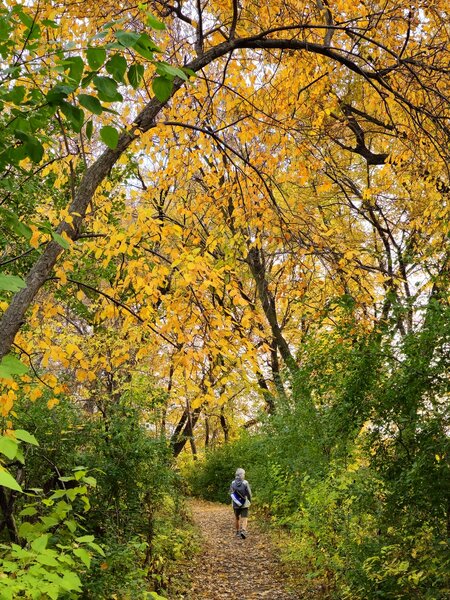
[180,499,300,600]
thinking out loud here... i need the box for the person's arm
[246,482,252,500]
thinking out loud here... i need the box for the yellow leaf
[29,388,43,401]
[1,394,14,416]
[29,227,40,249]
[190,397,203,409]
[76,369,88,382]
[66,343,78,356]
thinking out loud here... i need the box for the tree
[1,0,449,448]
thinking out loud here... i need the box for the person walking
[230,467,252,539]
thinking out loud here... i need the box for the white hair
[235,468,245,478]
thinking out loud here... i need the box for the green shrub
[6,397,192,598]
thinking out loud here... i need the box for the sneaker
[240,530,247,539]
[235,531,241,538]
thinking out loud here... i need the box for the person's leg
[235,514,240,533]
[234,508,241,535]
[240,508,249,538]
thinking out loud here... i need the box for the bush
[4,396,193,599]
[187,305,450,599]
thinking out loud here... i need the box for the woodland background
[0,0,449,598]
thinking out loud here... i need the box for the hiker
[230,467,252,539]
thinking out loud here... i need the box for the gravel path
[179,499,301,600]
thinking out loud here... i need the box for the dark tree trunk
[171,407,202,457]
[220,407,229,443]
[0,482,20,543]
[246,247,298,375]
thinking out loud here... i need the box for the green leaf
[64,55,85,84]
[25,137,44,163]
[82,476,97,487]
[42,19,59,29]
[19,506,38,517]
[81,70,97,88]
[101,17,127,31]
[0,469,22,492]
[9,145,28,164]
[73,547,91,568]
[88,541,105,556]
[134,33,161,60]
[105,54,127,83]
[127,64,144,89]
[55,500,70,514]
[60,102,84,133]
[82,495,91,512]
[18,131,44,164]
[13,131,45,163]
[65,519,77,533]
[51,231,70,249]
[10,116,31,134]
[40,515,59,529]
[0,354,28,380]
[26,22,41,42]
[5,85,26,105]
[91,29,110,41]
[60,572,82,592]
[78,94,103,115]
[152,76,173,102]
[18,521,35,539]
[0,208,32,240]
[85,120,94,140]
[14,429,39,446]
[46,84,75,105]
[16,9,34,28]
[76,535,95,543]
[100,126,119,149]
[74,469,86,480]
[0,19,10,41]
[88,542,105,556]
[86,46,106,70]
[93,76,123,102]
[0,273,26,292]
[37,554,59,567]
[31,534,50,553]
[146,13,166,30]
[15,446,24,464]
[0,436,19,460]
[49,489,67,500]
[156,61,188,81]
[66,485,87,502]
[115,30,141,48]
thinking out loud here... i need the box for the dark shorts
[234,507,249,517]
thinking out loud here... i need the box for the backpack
[230,480,251,508]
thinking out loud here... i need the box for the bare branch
[229,0,239,39]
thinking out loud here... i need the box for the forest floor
[169,499,302,600]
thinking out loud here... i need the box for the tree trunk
[247,247,298,374]
[0,485,20,543]
[220,407,229,442]
[204,416,210,448]
[171,407,202,457]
